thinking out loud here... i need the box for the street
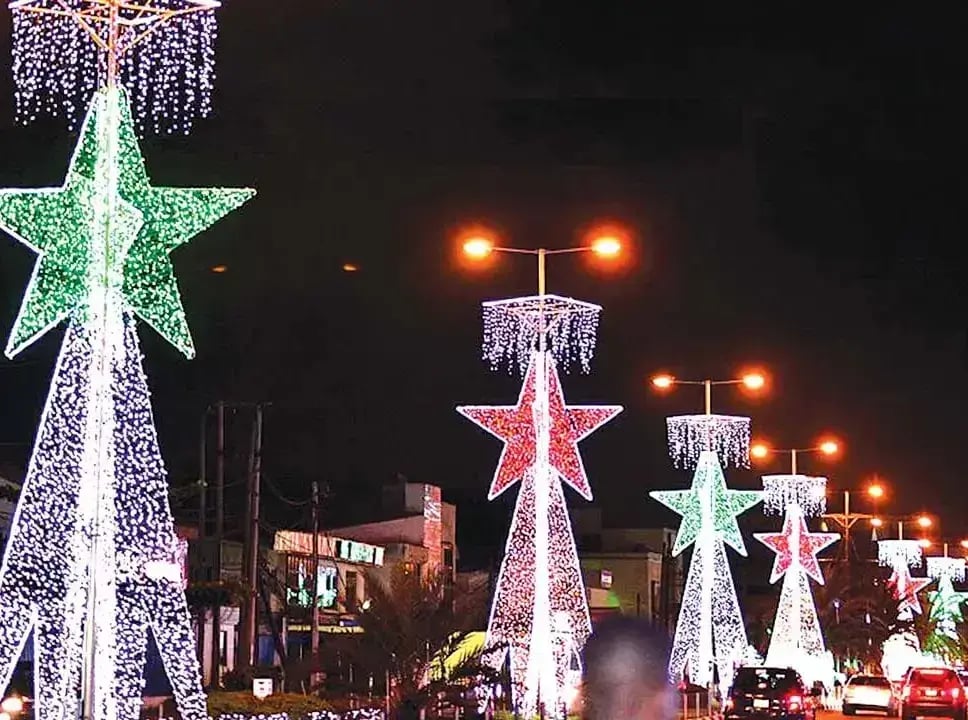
[819,712,895,719]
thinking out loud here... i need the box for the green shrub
[206,691,334,716]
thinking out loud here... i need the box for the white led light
[482,294,601,375]
[761,475,827,517]
[650,451,761,686]
[878,539,924,569]
[459,350,619,717]
[10,0,223,134]
[666,414,751,469]
[927,556,966,583]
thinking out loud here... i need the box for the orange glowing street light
[917,515,933,529]
[960,539,968,550]
[867,483,885,499]
[919,538,933,549]
[459,226,624,295]
[871,517,884,528]
[749,435,841,474]
[649,369,768,415]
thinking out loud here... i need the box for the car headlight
[1,696,23,714]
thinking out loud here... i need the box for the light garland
[650,450,761,557]
[926,572,968,646]
[458,351,619,717]
[649,450,761,685]
[0,88,251,717]
[878,539,924,570]
[887,561,932,618]
[10,0,222,134]
[666,414,750,469]
[761,475,827,517]
[457,352,621,501]
[753,504,840,687]
[927,556,967,583]
[0,88,255,359]
[481,294,601,375]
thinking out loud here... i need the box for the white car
[842,674,897,716]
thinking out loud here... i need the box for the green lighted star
[650,450,761,557]
[929,575,968,628]
[0,88,255,358]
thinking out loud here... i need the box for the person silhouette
[581,617,677,720]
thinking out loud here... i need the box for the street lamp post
[460,227,623,719]
[651,372,766,416]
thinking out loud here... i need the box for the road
[818,711,895,719]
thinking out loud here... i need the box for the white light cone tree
[650,413,761,689]
[754,476,838,689]
[0,4,253,716]
[458,294,621,718]
[878,539,933,682]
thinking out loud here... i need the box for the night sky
[0,2,964,569]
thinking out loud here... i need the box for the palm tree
[331,565,493,718]
[814,561,898,669]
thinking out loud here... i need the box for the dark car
[900,667,967,720]
[724,666,819,719]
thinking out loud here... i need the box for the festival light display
[650,443,761,687]
[923,556,967,663]
[458,293,620,718]
[878,538,933,681]
[0,2,252,717]
[754,475,838,688]
[10,0,221,133]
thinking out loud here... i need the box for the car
[724,666,820,719]
[900,666,967,720]
[842,674,897,716]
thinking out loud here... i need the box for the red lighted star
[457,352,622,501]
[755,511,839,584]
[889,562,933,616]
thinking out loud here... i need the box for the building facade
[572,508,683,632]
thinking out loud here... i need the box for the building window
[443,544,454,568]
[345,570,358,611]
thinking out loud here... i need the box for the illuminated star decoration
[929,576,968,628]
[0,87,255,359]
[650,456,762,556]
[755,513,839,584]
[889,563,933,616]
[457,352,622,500]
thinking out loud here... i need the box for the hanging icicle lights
[9,0,222,134]
[927,557,967,584]
[482,294,601,375]
[879,539,924,569]
[666,414,751,469]
[761,475,828,517]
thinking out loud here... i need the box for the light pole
[651,371,767,416]
[648,369,766,690]
[460,226,624,719]
[462,230,622,297]
[820,481,886,561]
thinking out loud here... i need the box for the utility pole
[198,409,207,538]
[240,403,264,670]
[210,400,225,688]
[311,481,321,657]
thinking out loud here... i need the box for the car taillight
[787,693,802,710]
[948,685,961,699]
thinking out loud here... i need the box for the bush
[206,691,335,716]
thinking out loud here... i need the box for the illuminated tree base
[669,536,748,687]
[764,570,833,689]
[0,317,205,720]
[484,468,589,717]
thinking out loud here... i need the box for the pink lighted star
[755,512,839,584]
[889,563,933,615]
[457,352,622,500]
